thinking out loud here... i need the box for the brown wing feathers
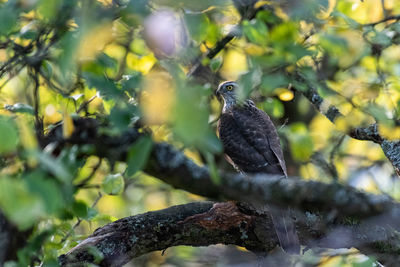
[218,102,300,254]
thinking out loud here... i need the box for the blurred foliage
[0,0,399,266]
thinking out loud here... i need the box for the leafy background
[0,0,399,266]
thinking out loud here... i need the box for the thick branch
[43,121,400,265]
[0,211,31,265]
[59,201,400,266]
[42,120,400,221]
[148,143,398,220]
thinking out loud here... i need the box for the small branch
[114,28,134,81]
[362,14,400,27]
[294,72,399,174]
[75,158,102,188]
[206,32,237,59]
[60,192,103,244]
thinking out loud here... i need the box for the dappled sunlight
[0,0,399,266]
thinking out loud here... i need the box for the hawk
[216,81,300,254]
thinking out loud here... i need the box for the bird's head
[216,81,238,110]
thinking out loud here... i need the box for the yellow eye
[226,85,233,91]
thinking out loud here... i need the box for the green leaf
[262,98,284,119]
[319,34,348,55]
[109,104,138,131]
[285,123,314,161]
[97,52,117,69]
[261,74,288,95]
[243,19,268,46]
[184,13,209,42]
[0,4,18,36]
[0,177,45,230]
[36,151,73,184]
[4,103,34,115]
[352,256,376,267]
[121,72,142,95]
[102,173,125,195]
[172,84,222,153]
[210,57,222,72]
[85,206,98,221]
[38,0,63,21]
[83,72,123,100]
[72,200,88,218]
[40,259,60,267]
[25,170,64,214]
[205,153,220,185]
[0,116,19,154]
[237,68,262,102]
[269,22,297,44]
[331,11,360,29]
[126,137,153,176]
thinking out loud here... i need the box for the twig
[76,159,103,188]
[329,134,346,179]
[362,14,400,27]
[114,28,134,81]
[30,69,43,137]
[76,94,98,114]
[60,192,103,244]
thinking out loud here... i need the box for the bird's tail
[268,205,300,254]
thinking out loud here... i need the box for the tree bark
[59,201,400,266]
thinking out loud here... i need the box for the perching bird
[216,81,300,254]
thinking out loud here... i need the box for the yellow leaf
[78,23,115,61]
[379,124,400,141]
[275,88,294,101]
[145,192,167,211]
[335,110,374,133]
[299,163,319,180]
[97,0,112,6]
[140,72,175,125]
[150,125,171,142]
[62,109,75,139]
[220,50,248,80]
[0,49,6,62]
[317,0,336,19]
[43,104,62,125]
[183,149,203,166]
[244,43,265,55]
[318,256,342,267]
[254,1,272,9]
[15,117,37,150]
[309,114,336,150]
[199,43,208,53]
[126,53,156,74]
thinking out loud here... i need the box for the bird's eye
[226,85,233,91]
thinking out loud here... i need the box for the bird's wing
[231,103,287,176]
[218,112,269,173]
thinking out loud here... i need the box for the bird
[216,80,300,254]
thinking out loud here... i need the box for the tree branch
[294,72,400,175]
[0,211,32,264]
[59,201,400,266]
[362,14,400,27]
[42,120,399,220]
[43,120,400,265]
